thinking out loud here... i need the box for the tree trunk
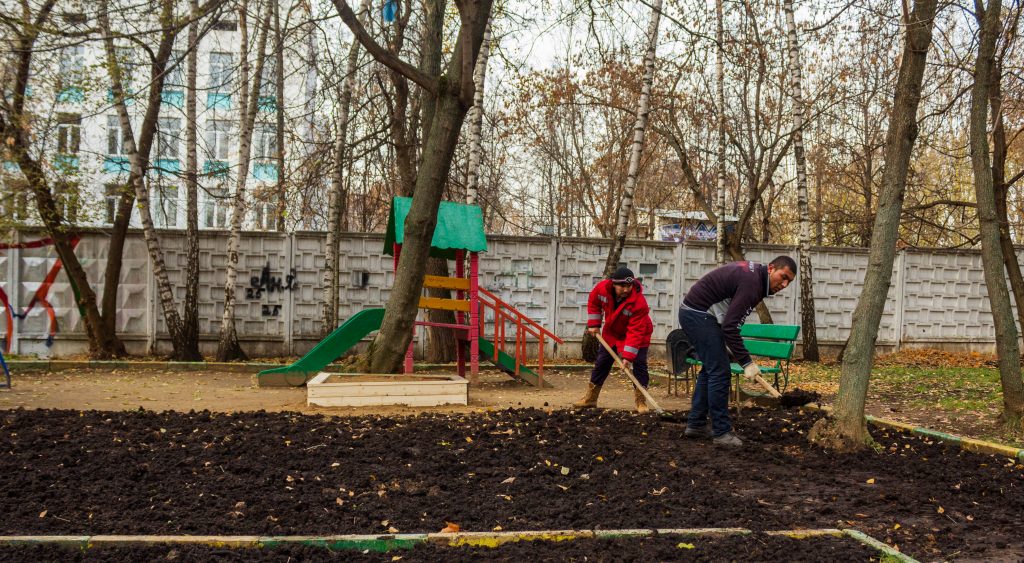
[332,0,493,373]
[602,0,661,276]
[715,0,727,265]
[99,0,191,358]
[322,0,370,336]
[783,0,819,361]
[810,0,939,451]
[273,1,286,232]
[970,0,1024,426]
[990,60,1024,357]
[216,0,272,361]
[419,0,457,364]
[465,17,492,206]
[182,0,202,360]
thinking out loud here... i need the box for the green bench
[669,323,801,399]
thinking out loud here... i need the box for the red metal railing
[477,287,563,384]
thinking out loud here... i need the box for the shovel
[594,333,689,422]
[747,369,819,408]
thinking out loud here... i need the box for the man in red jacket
[574,267,654,412]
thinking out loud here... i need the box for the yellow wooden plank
[418,296,470,312]
[422,275,471,291]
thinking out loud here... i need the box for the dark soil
[1,407,1022,561]
[0,534,879,562]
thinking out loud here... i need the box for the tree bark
[783,0,819,361]
[970,0,1024,426]
[810,0,939,451]
[216,0,272,361]
[273,1,287,232]
[182,0,203,360]
[990,58,1024,359]
[715,0,727,265]
[322,0,370,336]
[465,17,492,206]
[603,0,662,276]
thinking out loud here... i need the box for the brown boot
[634,387,650,413]
[574,383,601,408]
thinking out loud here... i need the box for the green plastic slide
[257,308,385,386]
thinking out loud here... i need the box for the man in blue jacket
[678,256,796,446]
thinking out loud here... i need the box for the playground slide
[478,337,552,388]
[257,308,386,386]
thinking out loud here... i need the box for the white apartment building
[1,7,318,232]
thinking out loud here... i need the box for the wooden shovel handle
[753,373,783,398]
[594,333,664,413]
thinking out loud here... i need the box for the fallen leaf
[465,436,473,443]
[937,507,945,514]
[677,542,695,549]
[560,467,570,476]
[501,477,515,484]
[440,522,460,533]
[39,510,46,518]
[866,478,875,484]
[387,526,399,534]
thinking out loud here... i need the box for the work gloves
[742,362,760,382]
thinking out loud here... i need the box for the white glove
[742,362,760,382]
[622,360,633,373]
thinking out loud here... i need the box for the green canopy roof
[384,196,488,260]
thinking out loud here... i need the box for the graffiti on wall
[246,261,297,317]
[0,237,79,351]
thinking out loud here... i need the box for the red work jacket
[586,279,653,361]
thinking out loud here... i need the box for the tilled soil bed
[0,534,879,562]
[1,407,1022,561]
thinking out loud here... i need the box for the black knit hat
[611,267,635,284]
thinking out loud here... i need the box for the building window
[2,179,31,223]
[115,46,138,85]
[165,50,185,90]
[104,183,126,224]
[253,124,276,160]
[252,200,276,230]
[211,18,238,31]
[205,119,231,160]
[107,115,130,156]
[54,181,80,224]
[209,52,234,92]
[56,113,81,154]
[153,185,178,227]
[203,187,229,228]
[156,117,180,159]
[58,45,85,85]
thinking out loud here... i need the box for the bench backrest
[740,323,800,341]
[744,339,794,360]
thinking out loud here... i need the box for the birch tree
[465,18,493,206]
[715,0,727,264]
[783,0,819,360]
[216,0,272,361]
[99,0,198,359]
[182,0,203,360]
[969,0,1024,427]
[602,0,662,276]
[322,0,370,335]
[810,0,939,451]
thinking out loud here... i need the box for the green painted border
[0,528,916,560]
[863,413,1024,461]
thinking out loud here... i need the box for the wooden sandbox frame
[306,372,468,407]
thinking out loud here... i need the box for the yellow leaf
[677,542,695,549]
[465,436,473,443]
[39,510,47,518]
[937,506,945,514]
[866,478,875,484]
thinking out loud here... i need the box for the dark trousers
[678,307,733,436]
[590,345,649,388]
